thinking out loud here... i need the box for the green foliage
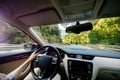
[2,17,120,45]
[89,17,120,45]
[63,17,120,45]
[4,27,27,44]
[33,25,62,43]
[63,32,89,44]
[0,20,29,44]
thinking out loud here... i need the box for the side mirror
[23,43,38,51]
[66,22,93,34]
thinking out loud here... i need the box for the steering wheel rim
[30,46,60,80]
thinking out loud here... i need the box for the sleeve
[6,73,15,80]
[0,73,8,80]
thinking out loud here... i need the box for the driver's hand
[27,51,39,62]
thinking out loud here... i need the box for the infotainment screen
[68,60,93,80]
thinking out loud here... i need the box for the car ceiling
[0,0,120,27]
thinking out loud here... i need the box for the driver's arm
[6,51,39,80]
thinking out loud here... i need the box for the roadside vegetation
[63,17,120,45]
[1,17,120,47]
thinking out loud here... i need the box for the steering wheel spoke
[51,57,57,64]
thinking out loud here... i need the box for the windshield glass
[31,17,120,51]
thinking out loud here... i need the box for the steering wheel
[30,46,60,80]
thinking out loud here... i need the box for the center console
[68,60,93,80]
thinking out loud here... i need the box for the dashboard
[57,47,120,80]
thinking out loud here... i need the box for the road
[0,44,120,53]
[0,44,26,54]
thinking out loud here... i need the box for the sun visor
[18,9,60,26]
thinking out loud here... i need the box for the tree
[5,27,28,44]
[0,20,29,44]
[63,31,89,44]
[33,25,62,43]
[63,17,120,45]
[89,17,120,45]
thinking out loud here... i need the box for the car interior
[0,0,120,80]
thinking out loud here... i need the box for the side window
[0,20,34,53]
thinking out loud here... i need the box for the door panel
[0,51,33,74]
[0,59,27,74]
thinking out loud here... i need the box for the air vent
[67,54,94,60]
[82,55,94,60]
[67,54,76,58]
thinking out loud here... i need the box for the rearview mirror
[66,22,93,34]
[23,43,38,51]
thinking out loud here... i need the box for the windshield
[31,17,120,51]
